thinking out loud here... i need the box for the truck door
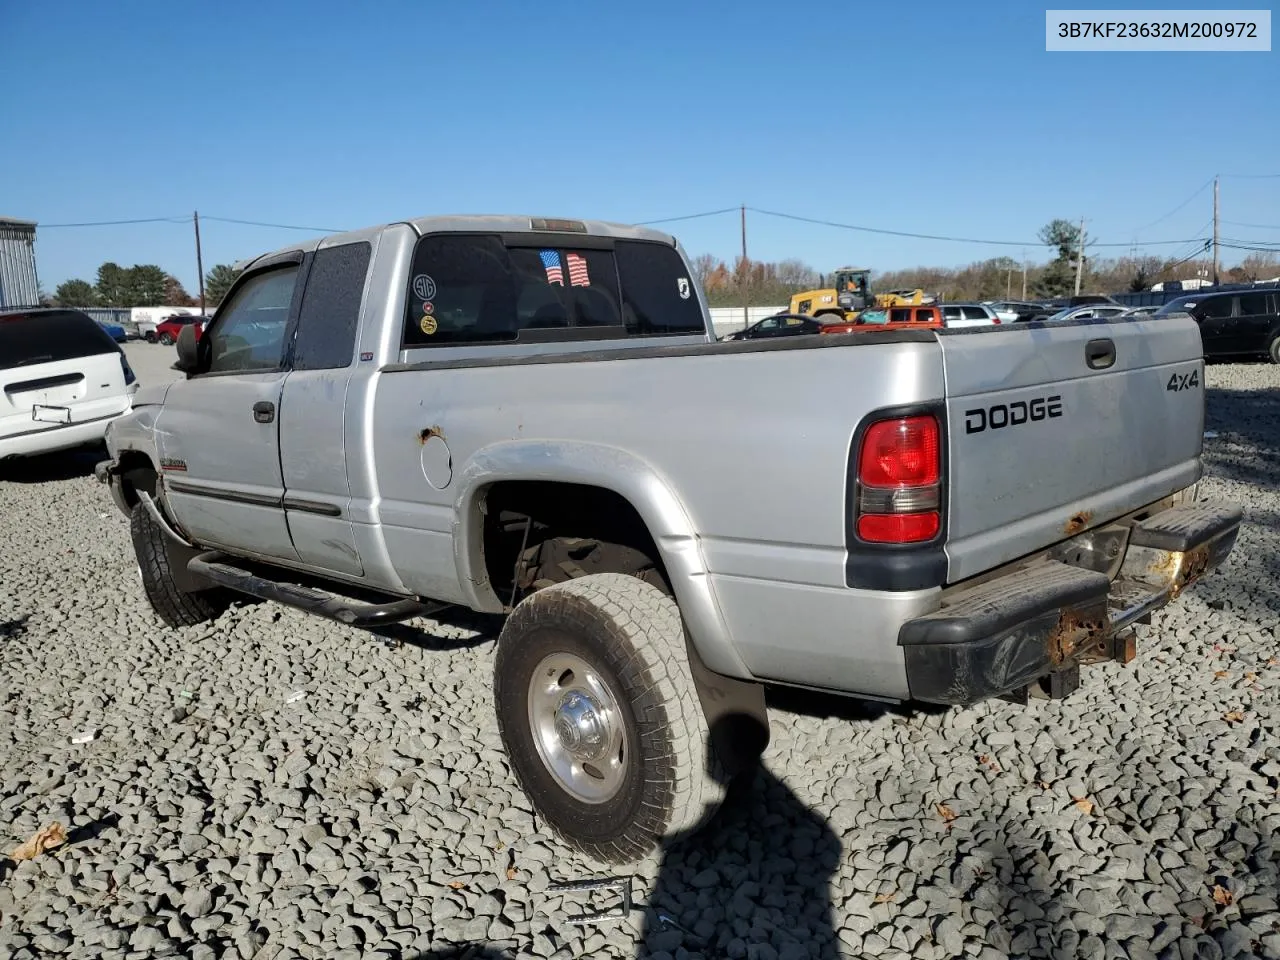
[277,239,372,577]
[155,256,303,562]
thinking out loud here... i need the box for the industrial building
[0,217,39,309]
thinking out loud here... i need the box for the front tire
[159,333,174,345]
[130,502,230,628]
[493,573,726,864]
[1269,333,1280,365]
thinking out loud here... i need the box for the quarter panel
[370,339,945,691]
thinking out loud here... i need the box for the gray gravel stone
[0,358,1276,959]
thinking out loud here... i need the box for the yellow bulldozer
[786,267,935,322]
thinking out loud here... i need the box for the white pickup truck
[97,214,1241,864]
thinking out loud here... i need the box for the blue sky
[4,0,1277,293]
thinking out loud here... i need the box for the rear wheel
[493,573,726,864]
[1269,333,1280,365]
[130,502,230,627]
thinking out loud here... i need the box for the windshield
[1046,307,1078,322]
[858,309,889,325]
[1154,297,1195,317]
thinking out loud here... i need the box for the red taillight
[857,512,940,543]
[855,414,941,544]
[859,417,939,487]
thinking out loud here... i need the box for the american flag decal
[539,249,564,285]
[566,252,590,287]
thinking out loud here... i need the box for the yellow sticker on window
[420,315,438,336]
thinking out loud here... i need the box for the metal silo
[0,218,39,309]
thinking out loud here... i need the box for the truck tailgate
[940,315,1205,583]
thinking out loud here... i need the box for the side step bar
[188,553,442,627]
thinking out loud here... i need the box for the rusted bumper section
[899,501,1243,706]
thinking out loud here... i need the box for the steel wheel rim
[527,651,628,804]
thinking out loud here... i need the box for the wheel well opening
[118,452,157,508]
[481,481,670,609]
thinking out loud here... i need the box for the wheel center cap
[554,692,607,760]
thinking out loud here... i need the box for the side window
[1237,293,1267,316]
[1198,296,1233,320]
[292,242,372,370]
[207,266,299,373]
[613,240,706,336]
[943,307,960,320]
[914,308,933,323]
[890,307,911,323]
[962,306,989,320]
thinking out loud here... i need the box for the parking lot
[0,348,1277,960]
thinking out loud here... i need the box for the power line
[200,215,345,233]
[26,204,1215,251]
[1220,172,1280,179]
[37,216,189,229]
[1128,176,1214,234]
[1221,219,1280,231]
[635,207,739,226]
[747,207,1206,248]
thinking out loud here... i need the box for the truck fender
[452,438,753,681]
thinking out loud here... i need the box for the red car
[154,315,205,345]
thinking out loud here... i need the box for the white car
[1,308,139,460]
[941,303,1004,328]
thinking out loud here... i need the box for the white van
[1,308,139,460]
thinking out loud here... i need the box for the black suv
[1155,287,1280,363]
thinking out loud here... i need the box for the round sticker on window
[420,315,438,336]
[412,274,437,301]
[422,301,434,314]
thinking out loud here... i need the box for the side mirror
[175,324,201,374]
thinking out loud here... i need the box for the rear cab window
[401,234,706,348]
[889,307,911,324]
[0,310,119,370]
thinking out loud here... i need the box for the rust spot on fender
[1064,511,1092,536]
[419,425,444,445]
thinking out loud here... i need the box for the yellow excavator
[786,267,934,322]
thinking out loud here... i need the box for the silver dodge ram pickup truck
[97,214,1241,864]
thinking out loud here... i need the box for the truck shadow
[0,444,108,483]
[641,715,843,958]
[368,608,504,653]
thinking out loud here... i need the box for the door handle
[252,401,275,424]
[1085,338,1116,370]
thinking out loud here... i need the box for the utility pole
[194,210,206,313]
[1006,264,1012,298]
[1212,175,1220,285]
[1073,217,1086,296]
[740,205,749,331]
[1021,248,1027,299]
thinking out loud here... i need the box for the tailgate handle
[1085,338,1116,370]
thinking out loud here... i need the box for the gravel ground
[0,359,1277,960]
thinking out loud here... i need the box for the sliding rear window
[401,234,704,347]
[0,311,119,371]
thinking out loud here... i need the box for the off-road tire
[493,572,726,864]
[130,502,230,628]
